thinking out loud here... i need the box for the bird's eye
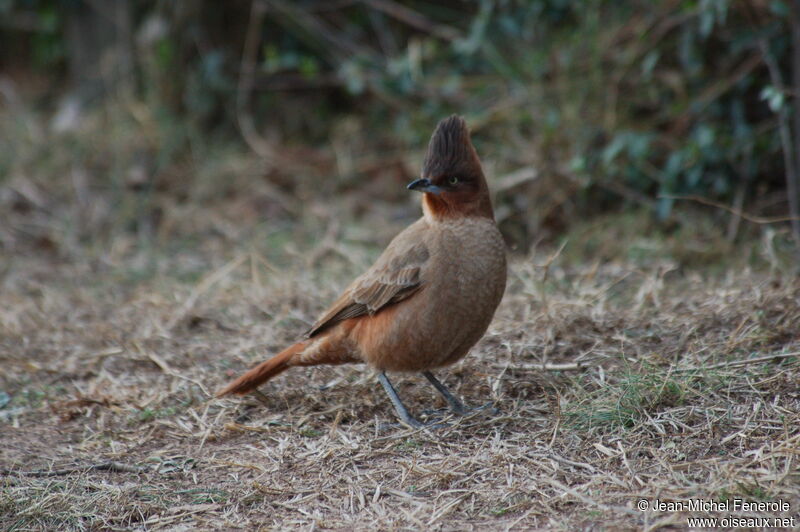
[448,176,459,186]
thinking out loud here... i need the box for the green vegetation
[2,1,799,251]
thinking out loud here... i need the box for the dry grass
[1,107,799,530]
[3,217,799,530]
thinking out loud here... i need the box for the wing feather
[305,232,430,338]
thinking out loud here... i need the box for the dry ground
[2,198,799,531]
[1,114,799,529]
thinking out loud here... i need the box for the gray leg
[378,372,422,428]
[422,371,468,415]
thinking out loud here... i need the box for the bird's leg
[422,371,469,415]
[377,372,422,428]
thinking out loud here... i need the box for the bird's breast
[355,217,506,372]
[427,217,507,355]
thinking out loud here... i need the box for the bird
[216,115,507,427]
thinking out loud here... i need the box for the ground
[1,142,799,530]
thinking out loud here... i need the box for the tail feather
[216,341,308,397]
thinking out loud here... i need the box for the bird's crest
[422,115,476,179]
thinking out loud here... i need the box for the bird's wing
[306,223,430,338]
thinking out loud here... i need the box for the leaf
[760,86,785,112]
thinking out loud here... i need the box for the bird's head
[407,115,494,221]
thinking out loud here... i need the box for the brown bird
[217,115,507,426]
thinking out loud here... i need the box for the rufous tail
[216,341,308,396]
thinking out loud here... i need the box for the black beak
[407,178,442,195]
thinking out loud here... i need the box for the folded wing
[306,234,430,337]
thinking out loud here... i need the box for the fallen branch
[1,461,145,477]
[674,351,799,372]
[502,361,590,372]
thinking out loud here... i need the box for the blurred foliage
[0,0,797,248]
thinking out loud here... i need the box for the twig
[661,194,800,224]
[166,254,247,330]
[237,0,272,158]
[544,478,611,510]
[1,461,145,477]
[673,351,799,372]
[791,0,800,244]
[564,169,656,211]
[687,52,763,119]
[360,0,460,41]
[536,239,568,284]
[140,344,213,398]
[502,361,589,372]
[760,37,800,244]
[141,504,220,526]
[268,0,369,58]
[547,413,560,448]
[599,179,658,211]
[726,170,749,242]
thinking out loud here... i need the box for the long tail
[216,341,309,396]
